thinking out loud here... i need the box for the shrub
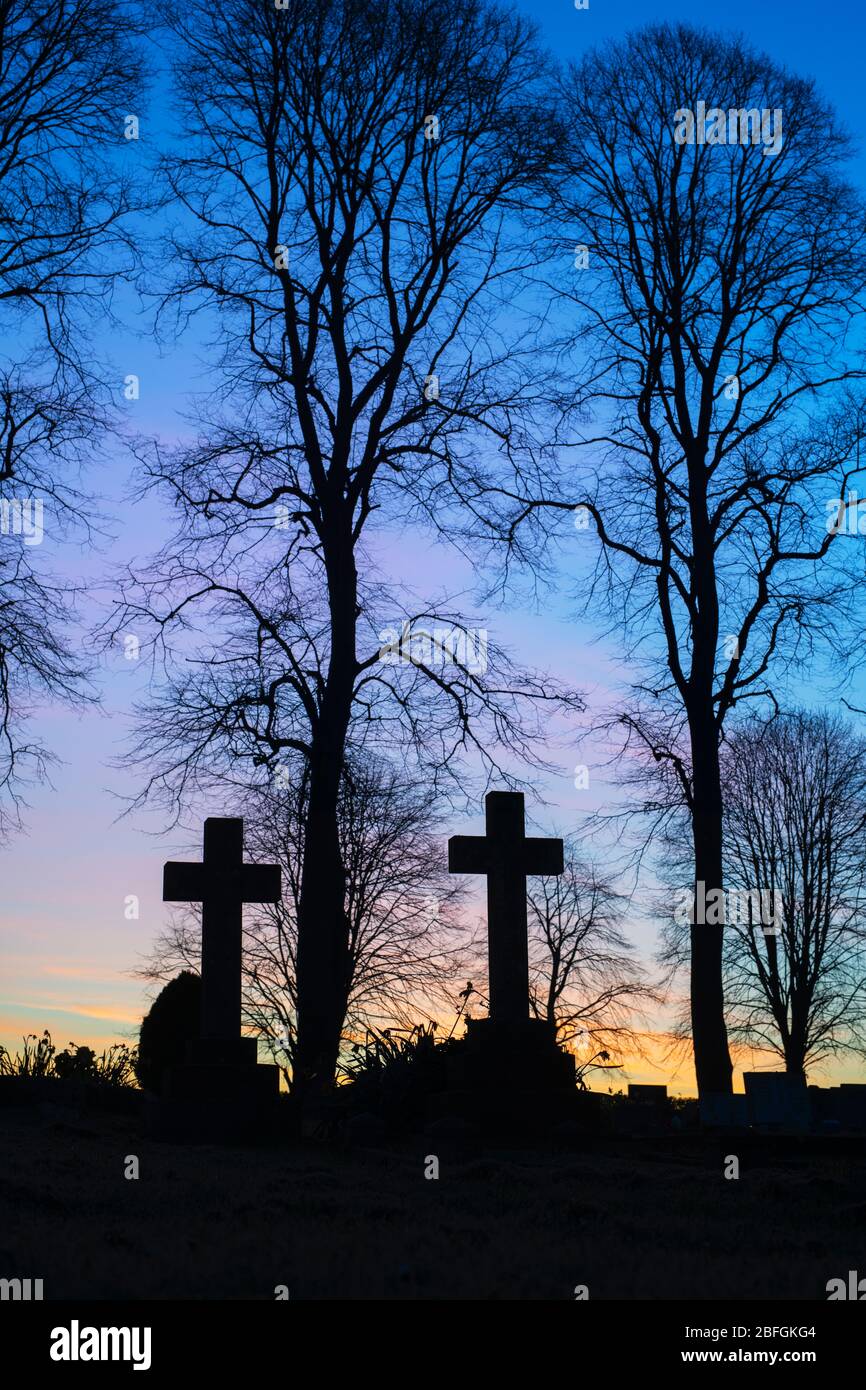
[55,1042,138,1088]
[54,1044,97,1081]
[340,1023,457,1122]
[135,971,202,1094]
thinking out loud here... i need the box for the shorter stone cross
[163,817,281,1043]
[448,792,563,1024]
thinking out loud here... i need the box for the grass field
[1,1094,862,1300]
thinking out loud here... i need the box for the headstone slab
[164,1059,278,1104]
[838,1085,866,1131]
[743,1072,810,1132]
[810,1084,866,1132]
[627,1084,667,1103]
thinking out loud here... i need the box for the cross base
[424,1016,578,1135]
[183,1036,259,1068]
[457,1017,576,1090]
[164,1059,279,1104]
[146,1042,283,1143]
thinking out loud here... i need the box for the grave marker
[163,817,281,1054]
[448,791,563,1023]
[150,816,283,1141]
[743,1072,810,1132]
[439,791,576,1131]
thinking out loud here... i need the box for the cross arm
[240,863,282,904]
[523,838,564,876]
[162,861,282,904]
[448,836,490,874]
[448,835,564,876]
[163,861,207,903]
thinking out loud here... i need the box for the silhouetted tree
[659,709,866,1081]
[477,23,866,1094]
[115,0,576,1095]
[527,842,657,1070]
[0,0,144,836]
[720,712,866,1079]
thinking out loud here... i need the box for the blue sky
[1,0,865,1092]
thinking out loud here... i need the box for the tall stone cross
[448,792,563,1024]
[163,817,281,1042]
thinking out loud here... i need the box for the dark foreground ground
[1,1100,862,1300]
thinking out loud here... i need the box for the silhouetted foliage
[0,0,146,838]
[136,971,202,1094]
[53,1045,97,1082]
[527,841,658,1066]
[0,1030,55,1078]
[0,1031,137,1087]
[341,1022,459,1124]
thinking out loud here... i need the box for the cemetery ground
[1,1095,863,1300]
[4,808,862,1305]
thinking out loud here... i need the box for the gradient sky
[2,0,865,1094]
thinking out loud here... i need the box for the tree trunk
[685,441,734,1098]
[293,538,356,1096]
[689,708,734,1095]
[784,1010,809,1083]
[294,761,351,1093]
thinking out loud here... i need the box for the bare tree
[527,843,657,1076]
[115,0,578,1094]
[719,711,866,1079]
[471,23,866,1094]
[140,751,470,1083]
[0,0,144,835]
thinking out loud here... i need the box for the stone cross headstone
[163,817,281,1047]
[448,791,563,1023]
